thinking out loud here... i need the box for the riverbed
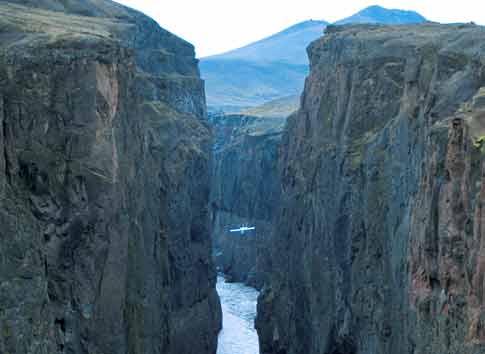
[216,276,260,354]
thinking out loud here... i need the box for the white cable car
[229,225,256,235]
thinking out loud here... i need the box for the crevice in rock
[55,318,66,333]
[2,96,11,186]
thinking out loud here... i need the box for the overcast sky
[113,0,485,58]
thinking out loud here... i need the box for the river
[216,276,260,354]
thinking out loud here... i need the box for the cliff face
[257,23,485,354]
[210,114,285,288]
[0,2,221,354]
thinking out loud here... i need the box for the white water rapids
[216,276,260,354]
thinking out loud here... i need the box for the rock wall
[210,113,285,288]
[0,2,221,354]
[257,23,485,354]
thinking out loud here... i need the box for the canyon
[209,112,286,289]
[2,1,485,354]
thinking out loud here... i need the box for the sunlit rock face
[0,1,221,354]
[257,23,485,354]
[209,113,286,289]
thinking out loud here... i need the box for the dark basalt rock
[209,113,285,289]
[0,1,221,354]
[257,23,485,354]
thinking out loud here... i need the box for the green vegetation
[240,95,300,118]
[0,2,127,47]
[346,131,380,170]
[2,323,12,338]
[473,135,485,149]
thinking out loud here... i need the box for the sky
[113,0,485,58]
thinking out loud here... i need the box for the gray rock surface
[0,1,221,354]
[257,23,485,354]
[210,113,286,289]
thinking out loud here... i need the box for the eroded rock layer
[210,113,285,288]
[257,23,485,354]
[0,2,221,354]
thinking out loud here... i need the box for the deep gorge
[209,113,286,289]
[2,2,485,354]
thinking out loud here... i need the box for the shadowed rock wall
[257,23,485,354]
[210,113,285,289]
[0,2,221,354]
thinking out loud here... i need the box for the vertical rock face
[257,23,485,354]
[0,2,221,354]
[210,113,285,288]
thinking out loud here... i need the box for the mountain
[200,6,427,110]
[200,59,309,111]
[200,20,327,110]
[206,20,328,66]
[335,5,427,25]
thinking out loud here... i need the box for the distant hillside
[240,95,300,118]
[201,5,427,110]
[200,20,327,109]
[335,5,426,25]
[200,60,308,110]
[206,20,328,66]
